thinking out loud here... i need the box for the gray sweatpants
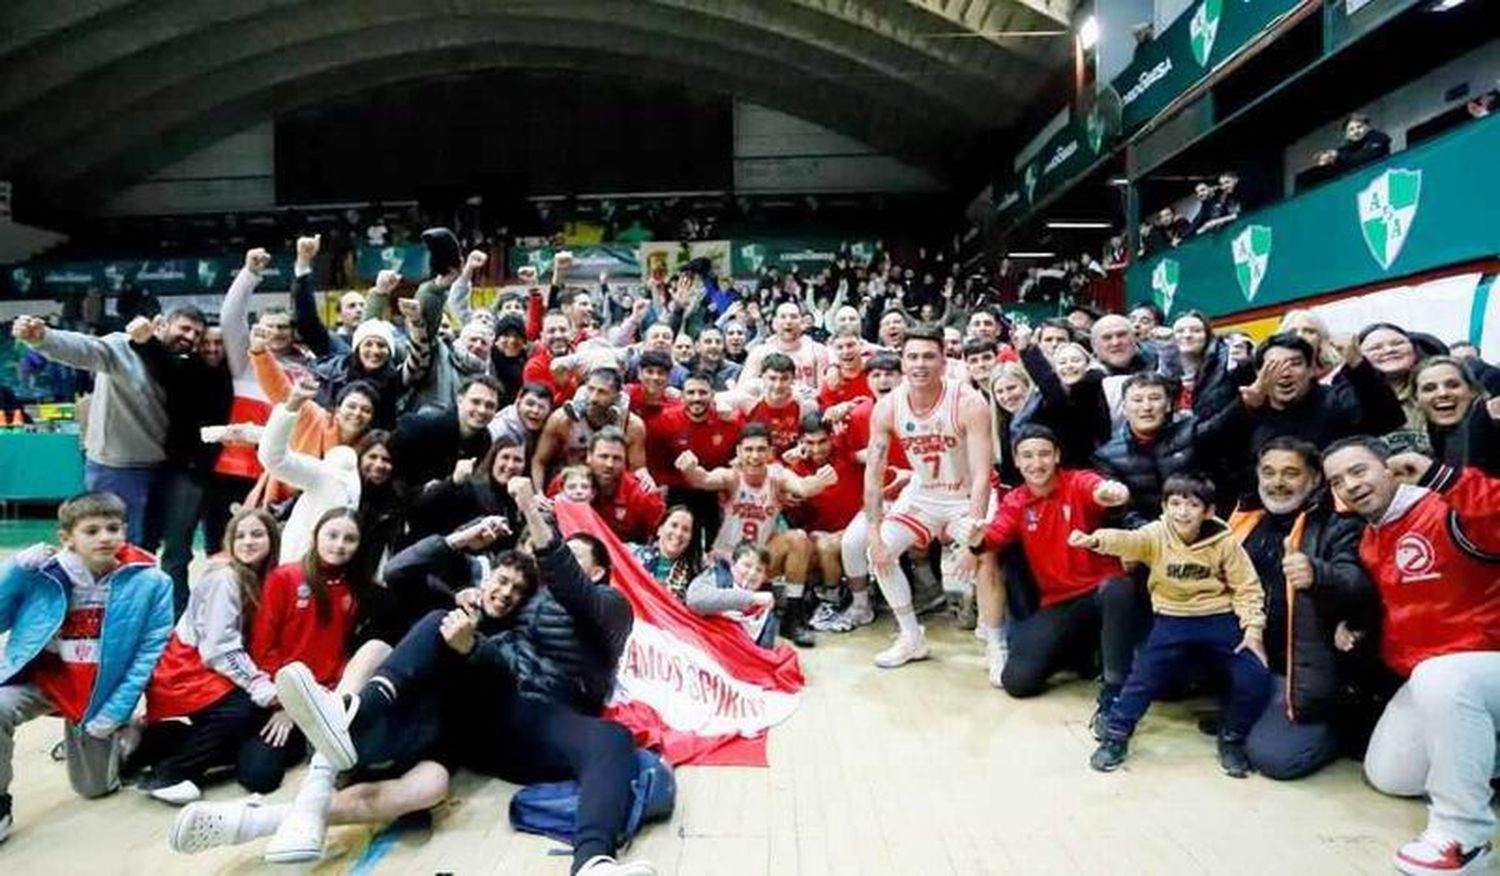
[0,683,123,799]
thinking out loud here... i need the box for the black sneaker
[1,793,12,843]
[1090,687,1120,742]
[1090,737,1129,772]
[780,599,816,649]
[1218,736,1251,778]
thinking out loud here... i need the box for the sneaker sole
[1395,846,1493,876]
[264,845,323,865]
[276,665,356,772]
[873,648,930,669]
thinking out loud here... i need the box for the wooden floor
[2,614,1428,875]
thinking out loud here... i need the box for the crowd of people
[2,227,1500,876]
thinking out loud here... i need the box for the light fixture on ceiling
[1007,251,1057,258]
[1425,0,1467,9]
[1107,177,1131,187]
[1046,220,1113,229]
[1078,16,1100,51]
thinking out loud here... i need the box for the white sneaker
[263,805,326,864]
[275,663,357,771]
[816,600,875,633]
[873,628,929,669]
[576,854,659,876]
[144,779,203,806]
[1394,833,1493,875]
[985,640,1008,689]
[170,797,265,855]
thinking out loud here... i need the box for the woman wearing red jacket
[242,507,370,793]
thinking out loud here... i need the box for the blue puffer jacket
[0,549,173,730]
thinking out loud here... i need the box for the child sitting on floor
[1069,474,1270,778]
[0,491,174,842]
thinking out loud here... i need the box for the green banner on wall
[731,239,878,277]
[506,244,641,282]
[3,254,296,299]
[994,103,1117,229]
[355,244,430,282]
[1108,0,1302,132]
[1128,115,1500,320]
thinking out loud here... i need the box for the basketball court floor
[1,563,1427,876]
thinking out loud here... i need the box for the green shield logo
[1151,258,1180,316]
[1230,225,1272,302]
[1357,168,1422,271]
[1190,0,1223,67]
[1085,106,1105,154]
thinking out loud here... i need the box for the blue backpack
[508,748,677,845]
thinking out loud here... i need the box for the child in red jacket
[242,507,369,793]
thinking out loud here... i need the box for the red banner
[555,503,804,766]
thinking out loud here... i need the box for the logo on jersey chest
[729,501,776,523]
[900,434,959,456]
[1395,532,1439,583]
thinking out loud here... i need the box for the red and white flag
[556,503,804,766]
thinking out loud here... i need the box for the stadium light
[1007,251,1057,258]
[1046,221,1113,229]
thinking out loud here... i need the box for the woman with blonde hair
[1278,309,1343,382]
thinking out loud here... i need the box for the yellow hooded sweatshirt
[1091,518,1265,632]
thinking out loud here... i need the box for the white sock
[239,803,290,842]
[784,582,806,600]
[980,625,1004,648]
[892,605,920,639]
[290,760,337,817]
[850,590,871,612]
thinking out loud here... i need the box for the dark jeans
[1106,613,1272,741]
[84,460,160,547]
[1001,576,1147,698]
[348,612,465,781]
[201,473,253,556]
[237,724,308,794]
[1245,674,1341,780]
[138,689,269,788]
[381,611,635,873]
[156,467,207,615]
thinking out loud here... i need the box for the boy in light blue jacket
[0,491,173,843]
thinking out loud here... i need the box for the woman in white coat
[258,378,361,563]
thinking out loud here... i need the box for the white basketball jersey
[892,379,969,501]
[713,468,784,556]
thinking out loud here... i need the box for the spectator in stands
[1126,304,1163,342]
[334,292,365,347]
[1092,314,1157,378]
[693,326,741,390]
[404,436,525,553]
[488,382,554,461]
[1313,113,1391,174]
[1234,438,1379,780]
[1358,323,1441,430]
[1323,439,1500,876]
[569,427,665,544]
[388,374,500,498]
[1165,310,1245,417]
[685,543,779,649]
[1141,208,1188,256]
[1448,341,1479,363]
[1413,356,1500,476]
[1226,333,1255,369]
[1235,333,1405,454]
[1192,174,1242,235]
[631,506,703,601]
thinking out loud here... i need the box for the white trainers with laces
[873,628,929,669]
[985,639,1008,689]
[275,662,358,771]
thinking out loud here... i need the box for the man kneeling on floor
[1323,437,1500,876]
[172,479,658,876]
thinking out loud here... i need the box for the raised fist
[125,316,156,345]
[375,269,402,295]
[11,316,46,343]
[464,250,488,274]
[247,324,272,354]
[397,297,422,322]
[245,248,272,274]
[675,450,700,473]
[287,377,320,410]
[1094,480,1130,508]
[295,235,321,266]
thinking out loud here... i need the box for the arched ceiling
[0,0,1075,212]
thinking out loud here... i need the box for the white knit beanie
[352,319,396,351]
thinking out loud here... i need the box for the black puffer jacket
[1234,499,1380,724]
[1091,405,1241,529]
[472,538,633,714]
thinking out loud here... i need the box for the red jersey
[817,369,872,408]
[250,564,358,687]
[649,407,743,489]
[983,469,1123,607]
[548,470,666,543]
[1358,465,1500,677]
[786,451,863,533]
[523,347,580,406]
[146,634,234,721]
[746,396,806,457]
